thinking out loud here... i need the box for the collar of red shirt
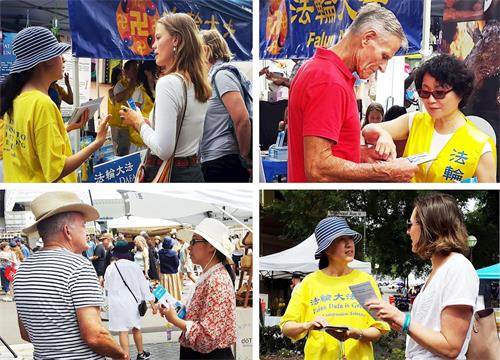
[313,47,356,86]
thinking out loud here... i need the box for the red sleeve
[184,275,236,353]
[302,82,350,145]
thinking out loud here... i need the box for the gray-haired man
[13,192,128,360]
[288,3,419,182]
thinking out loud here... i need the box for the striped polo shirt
[13,248,105,359]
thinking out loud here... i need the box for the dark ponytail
[216,250,236,285]
[319,253,329,269]
[1,69,35,118]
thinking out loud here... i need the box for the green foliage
[259,325,305,356]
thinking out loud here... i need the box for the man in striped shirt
[13,192,128,360]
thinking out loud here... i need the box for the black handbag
[115,263,148,317]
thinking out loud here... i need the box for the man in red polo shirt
[288,4,419,182]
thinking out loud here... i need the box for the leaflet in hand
[68,97,104,124]
[152,285,186,319]
[349,281,379,320]
[405,152,436,165]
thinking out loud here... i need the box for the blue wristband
[402,313,411,334]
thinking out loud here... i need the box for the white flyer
[405,152,436,165]
[67,97,103,124]
[349,281,379,320]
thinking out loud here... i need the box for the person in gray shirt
[200,30,251,182]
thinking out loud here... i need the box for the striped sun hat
[10,26,71,74]
[314,217,362,259]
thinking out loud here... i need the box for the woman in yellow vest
[280,217,389,360]
[362,54,496,182]
[0,26,109,183]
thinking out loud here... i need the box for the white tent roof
[260,234,372,278]
[106,216,179,232]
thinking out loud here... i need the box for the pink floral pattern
[180,264,237,353]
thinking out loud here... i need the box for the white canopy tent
[118,189,253,231]
[260,234,372,278]
[106,216,179,233]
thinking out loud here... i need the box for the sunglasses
[417,88,453,100]
[190,239,207,246]
[406,219,420,230]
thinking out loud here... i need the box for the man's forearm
[86,327,126,359]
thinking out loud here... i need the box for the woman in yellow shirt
[0,26,109,182]
[362,54,496,183]
[280,217,389,360]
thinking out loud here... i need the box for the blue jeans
[0,266,10,293]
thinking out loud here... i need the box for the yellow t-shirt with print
[280,269,390,360]
[3,90,76,182]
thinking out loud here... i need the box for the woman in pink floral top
[160,218,237,359]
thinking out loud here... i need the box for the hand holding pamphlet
[349,281,379,320]
[152,285,186,319]
[405,152,436,165]
[68,97,104,124]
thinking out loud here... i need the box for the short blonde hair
[200,29,233,64]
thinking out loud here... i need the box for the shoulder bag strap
[114,262,139,303]
[170,72,188,157]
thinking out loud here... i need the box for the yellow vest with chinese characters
[403,112,496,183]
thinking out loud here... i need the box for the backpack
[210,63,253,161]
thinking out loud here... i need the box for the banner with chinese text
[259,0,423,59]
[69,0,251,60]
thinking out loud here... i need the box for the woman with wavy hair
[367,193,479,359]
[121,13,211,182]
[362,54,496,182]
[133,236,149,277]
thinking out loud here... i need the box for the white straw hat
[188,219,234,261]
[23,192,99,235]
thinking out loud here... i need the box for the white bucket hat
[23,192,99,235]
[188,219,234,261]
[10,26,71,74]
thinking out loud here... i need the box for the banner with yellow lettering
[259,0,423,59]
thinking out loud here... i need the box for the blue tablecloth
[262,158,287,182]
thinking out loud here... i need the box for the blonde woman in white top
[133,236,149,277]
[121,13,211,182]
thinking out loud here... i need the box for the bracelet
[402,313,411,334]
[357,329,363,340]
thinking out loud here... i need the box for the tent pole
[215,206,252,232]
[421,0,432,59]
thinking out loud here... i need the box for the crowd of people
[6,191,239,359]
[0,13,252,183]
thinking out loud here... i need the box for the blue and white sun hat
[314,217,362,259]
[10,26,70,74]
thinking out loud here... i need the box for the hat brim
[188,228,234,264]
[22,203,99,235]
[10,42,70,74]
[314,230,362,259]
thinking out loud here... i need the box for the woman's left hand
[365,299,405,330]
[119,106,144,132]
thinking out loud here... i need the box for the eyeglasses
[406,220,420,230]
[190,239,207,246]
[417,88,453,100]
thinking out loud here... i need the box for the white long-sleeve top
[139,74,207,160]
